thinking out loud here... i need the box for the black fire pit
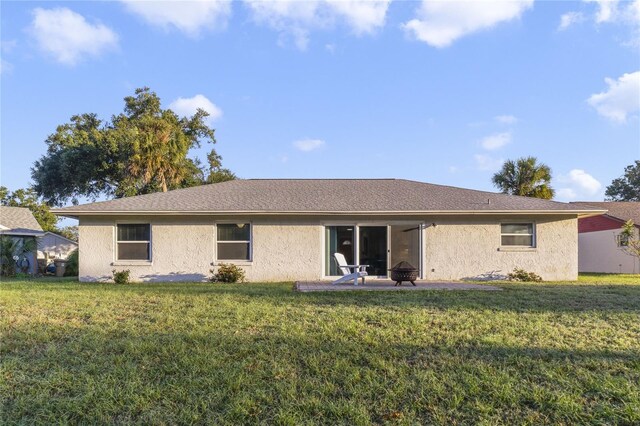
[389,261,419,286]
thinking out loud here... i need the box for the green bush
[507,268,543,282]
[64,249,79,276]
[210,263,245,283]
[112,269,131,284]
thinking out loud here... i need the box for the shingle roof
[0,206,44,235]
[570,201,640,224]
[52,179,606,216]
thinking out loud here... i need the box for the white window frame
[500,222,536,248]
[616,233,630,248]
[115,223,152,263]
[215,222,252,262]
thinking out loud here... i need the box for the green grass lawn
[1,274,639,425]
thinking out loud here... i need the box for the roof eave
[52,209,608,218]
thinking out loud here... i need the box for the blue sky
[1,0,639,206]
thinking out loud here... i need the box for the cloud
[474,154,503,171]
[587,71,640,123]
[557,169,602,200]
[494,114,518,124]
[28,7,118,65]
[480,132,511,150]
[558,11,585,30]
[244,0,390,50]
[0,59,13,74]
[169,94,222,124]
[402,0,533,48]
[293,138,326,152]
[575,0,640,45]
[121,0,232,36]
[586,0,618,23]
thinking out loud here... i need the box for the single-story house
[37,231,78,261]
[52,179,605,283]
[0,206,45,275]
[570,201,640,274]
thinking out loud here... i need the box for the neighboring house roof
[42,231,79,245]
[570,201,640,225]
[52,179,606,217]
[0,206,45,236]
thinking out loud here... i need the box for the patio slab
[295,280,502,292]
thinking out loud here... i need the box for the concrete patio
[295,280,502,292]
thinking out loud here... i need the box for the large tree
[32,87,234,206]
[605,161,640,201]
[492,156,555,199]
[0,186,58,231]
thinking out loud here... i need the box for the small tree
[0,236,37,276]
[619,220,640,262]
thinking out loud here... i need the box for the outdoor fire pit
[389,261,419,286]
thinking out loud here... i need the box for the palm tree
[492,156,555,199]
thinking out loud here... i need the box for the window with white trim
[117,224,151,260]
[501,223,535,247]
[617,233,630,247]
[217,223,251,261]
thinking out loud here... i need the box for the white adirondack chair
[332,253,368,285]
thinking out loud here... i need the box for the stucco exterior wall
[578,228,639,273]
[78,214,578,282]
[424,215,578,281]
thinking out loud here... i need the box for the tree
[605,161,640,201]
[32,87,234,206]
[0,235,37,276]
[491,157,555,199]
[0,186,58,231]
[619,220,640,264]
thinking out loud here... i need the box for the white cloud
[585,0,618,23]
[480,132,511,150]
[28,7,118,65]
[244,0,390,50]
[169,94,222,124]
[474,154,503,171]
[557,169,602,200]
[558,11,585,30]
[495,114,518,124]
[578,0,640,45]
[121,0,232,36]
[587,71,640,123]
[293,138,326,152]
[0,59,13,74]
[402,0,533,48]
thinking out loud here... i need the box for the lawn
[1,274,639,425]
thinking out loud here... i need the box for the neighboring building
[37,231,78,260]
[570,201,640,274]
[0,206,45,275]
[52,179,605,283]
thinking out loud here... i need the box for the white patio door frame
[322,221,424,280]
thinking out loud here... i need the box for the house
[570,201,640,274]
[0,206,45,275]
[37,231,78,260]
[52,179,605,283]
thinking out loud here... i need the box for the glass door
[389,224,421,273]
[325,226,355,276]
[359,226,388,276]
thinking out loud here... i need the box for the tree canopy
[491,156,555,200]
[32,87,235,206]
[605,161,640,201]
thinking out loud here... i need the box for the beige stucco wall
[78,214,578,282]
[578,229,639,273]
[424,215,578,281]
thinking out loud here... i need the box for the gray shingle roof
[0,206,44,235]
[52,179,606,216]
[570,201,640,224]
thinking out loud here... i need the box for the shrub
[64,249,79,276]
[507,268,542,282]
[112,269,131,284]
[210,263,245,283]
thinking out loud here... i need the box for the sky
[1,0,639,207]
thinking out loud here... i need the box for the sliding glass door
[325,226,355,276]
[359,226,388,276]
[324,223,422,278]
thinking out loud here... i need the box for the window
[617,234,630,247]
[325,226,355,275]
[117,224,151,260]
[501,223,534,247]
[217,223,251,261]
